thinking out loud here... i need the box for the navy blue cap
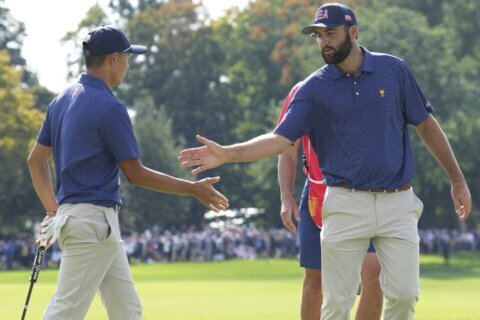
[302,3,357,35]
[82,25,147,56]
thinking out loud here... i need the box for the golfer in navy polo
[277,83,383,320]
[28,25,228,319]
[178,3,471,320]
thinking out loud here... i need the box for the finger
[178,147,205,157]
[212,190,229,206]
[212,204,226,211]
[456,205,467,221]
[208,203,221,213]
[41,217,53,227]
[210,203,226,212]
[455,205,464,215]
[285,219,296,233]
[281,212,296,233]
[462,201,472,218]
[212,197,228,209]
[180,159,203,168]
[205,176,221,184]
[196,134,210,146]
[293,207,301,222]
[191,166,206,175]
[178,152,202,161]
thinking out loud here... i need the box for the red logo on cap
[345,15,352,21]
[316,9,329,20]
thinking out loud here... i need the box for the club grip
[30,239,47,283]
[38,237,48,249]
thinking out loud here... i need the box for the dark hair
[85,54,108,68]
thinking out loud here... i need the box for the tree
[49,0,479,230]
[358,2,480,228]
[61,4,109,80]
[121,97,193,230]
[0,0,26,66]
[0,51,44,232]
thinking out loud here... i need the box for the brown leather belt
[336,182,412,193]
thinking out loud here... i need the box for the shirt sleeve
[274,84,314,141]
[99,104,140,162]
[400,61,433,125]
[37,101,54,147]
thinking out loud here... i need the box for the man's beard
[321,33,352,65]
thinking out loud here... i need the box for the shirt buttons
[354,81,357,85]
[356,92,359,95]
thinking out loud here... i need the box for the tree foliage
[120,98,193,230]
[0,51,44,231]
[2,0,478,231]
[0,0,25,66]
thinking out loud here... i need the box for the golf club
[21,237,47,320]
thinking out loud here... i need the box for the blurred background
[0,0,478,268]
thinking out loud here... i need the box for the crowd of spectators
[1,225,479,270]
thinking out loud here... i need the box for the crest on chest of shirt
[379,89,385,97]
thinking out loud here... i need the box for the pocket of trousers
[412,191,424,220]
[320,187,335,221]
[60,215,111,246]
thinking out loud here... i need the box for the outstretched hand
[179,135,227,174]
[193,176,229,212]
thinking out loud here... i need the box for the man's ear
[350,25,359,40]
[109,52,118,65]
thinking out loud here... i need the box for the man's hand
[39,214,62,248]
[451,180,471,221]
[280,194,300,233]
[36,214,56,250]
[35,236,52,250]
[193,176,229,212]
[40,215,56,239]
[179,135,226,175]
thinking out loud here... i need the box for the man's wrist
[46,211,57,217]
[280,193,295,202]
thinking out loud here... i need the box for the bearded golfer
[27,25,228,319]
[179,3,471,319]
[278,83,382,319]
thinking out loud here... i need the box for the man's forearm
[133,170,196,196]
[121,160,196,196]
[28,161,58,213]
[225,133,293,163]
[278,140,300,200]
[416,115,465,183]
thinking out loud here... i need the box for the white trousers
[320,187,423,320]
[43,203,142,320]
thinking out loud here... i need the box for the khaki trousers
[43,203,142,320]
[320,186,423,320]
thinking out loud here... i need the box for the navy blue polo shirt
[275,47,433,189]
[37,74,140,207]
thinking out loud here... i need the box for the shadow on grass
[420,252,480,280]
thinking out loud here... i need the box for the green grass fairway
[2,253,479,319]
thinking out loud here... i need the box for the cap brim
[125,45,148,54]
[301,23,342,34]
